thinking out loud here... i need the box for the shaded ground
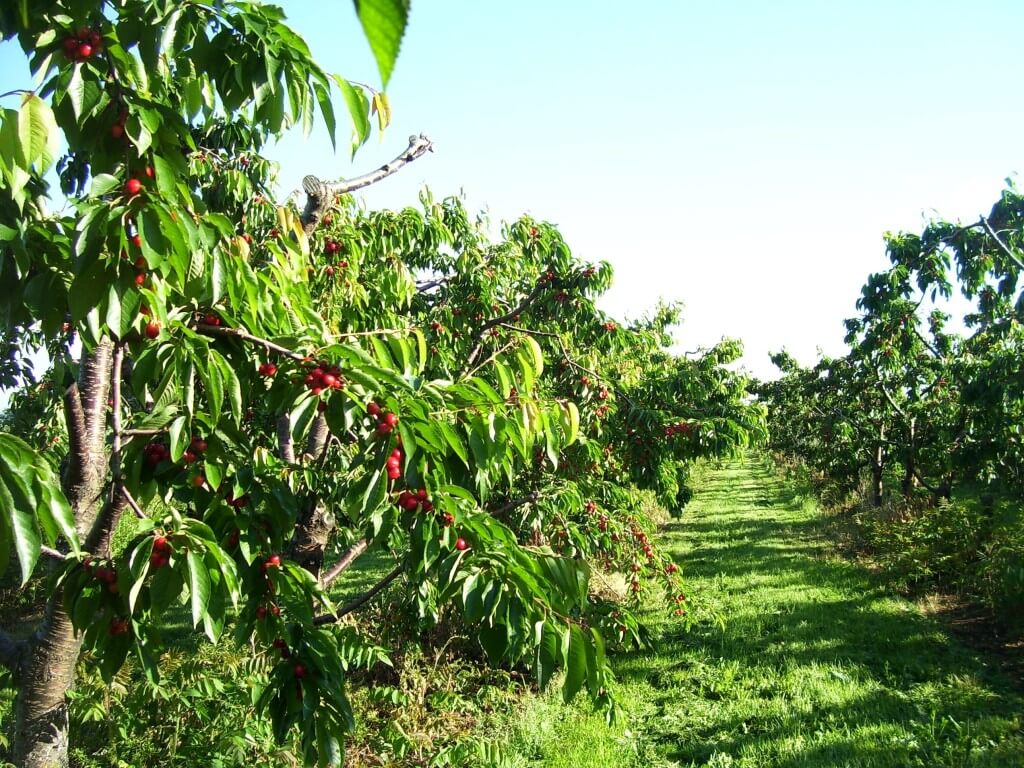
[492,457,1024,767]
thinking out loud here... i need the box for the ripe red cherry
[131,233,142,248]
[321,373,337,388]
[134,273,146,286]
[145,165,155,179]
[383,412,399,428]
[111,123,124,139]
[190,437,208,454]
[191,475,206,487]
[77,42,93,59]
[124,178,142,196]
[266,554,282,568]
[144,321,160,339]
[293,663,307,679]
[455,538,469,551]
[255,606,267,620]
[367,401,382,417]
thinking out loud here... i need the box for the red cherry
[144,321,160,339]
[133,257,146,269]
[111,123,124,139]
[124,178,142,196]
[383,412,399,428]
[189,437,208,454]
[293,663,307,679]
[145,165,155,179]
[266,554,282,568]
[131,233,142,248]
[455,538,469,551]
[324,266,335,277]
[134,272,146,286]
[77,42,93,59]
[321,373,337,388]
[367,401,382,417]
[256,606,268,620]
[191,475,206,487]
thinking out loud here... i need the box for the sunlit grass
[491,456,1024,767]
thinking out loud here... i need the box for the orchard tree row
[0,2,765,766]
[757,185,1024,506]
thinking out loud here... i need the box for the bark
[13,340,114,768]
[901,418,917,498]
[870,424,885,507]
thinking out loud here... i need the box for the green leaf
[316,719,344,767]
[353,0,409,89]
[90,173,120,197]
[186,549,211,628]
[168,415,188,462]
[19,94,59,173]
[335,77,370,156]
[562,624,587,703]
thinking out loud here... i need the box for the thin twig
[196,324,307,362]
[120,485,148,520]
[297,134,434,232]
[979,216,1024,272]
[319,540,370,589]
[463,280,549,370]
[314,564,403,625]
[40,545,67,561]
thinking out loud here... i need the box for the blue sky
[3,1,1023,379]
[272,0,1024,377]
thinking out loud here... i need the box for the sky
[268,0,1024,379]
[3,1,1024,381]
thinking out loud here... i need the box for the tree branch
[299,134,434,233]
[979,216,1024,272]
[463,281,549,371]
[304,413,330,461]
[276,415,296,464]
[489,491,540,519]
[314,564,402,625]
[196,323,307,362]
[319,540,369,589]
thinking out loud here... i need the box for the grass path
[494,457,1024,767]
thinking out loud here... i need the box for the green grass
[490,457,1024,768]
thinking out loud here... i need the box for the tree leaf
[353,0,409,89]
[562,624,587,703]
[186,549,212,628]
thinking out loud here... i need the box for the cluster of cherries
[62,26,103,61]
[396,487,433,513]
[149,535,174,569]
[602,322,617,332]
[368,401,399,437]
[303,361,345,396]
[83,558,119,594]
[322,240,348,276]
[109,617,130,637]
[384,444,403,480]
[664,421,698,438]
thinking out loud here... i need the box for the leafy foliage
[0,2,765,765]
